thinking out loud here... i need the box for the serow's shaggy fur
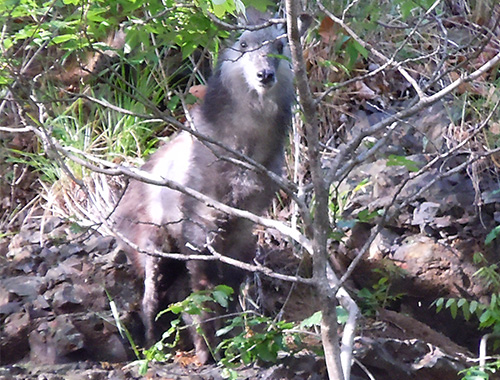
[113,10,309,363]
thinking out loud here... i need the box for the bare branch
[317,2,431,100]
[321,44,500,191]
[107,225,314,285]
[287,1,356,379]
[6,112,314,254]
[73,92,301,198]
[205,11,286,31]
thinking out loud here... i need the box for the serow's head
[220,10,311,96]
[232,26,287,93]
[221,8,311,95]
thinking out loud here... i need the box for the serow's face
[229,28,289,94]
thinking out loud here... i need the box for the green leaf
[242,0,272,12]
[221,368,239,380]
[353,178,370,192]
[234,0,245,15]
[357,288,373,299]
[328,229,345,241]
[473,252,487,265]
[3,37,13,50]
[352,40,369,59]
[485,225,500,245]
[336,219,357,229]
[479,309,492,325]
[213,289,230,308]
[435,298,444,313]
[255,341,277,362]
[87,8,108,22]
[386,155,420,172]
[396,0,417,20]
[165,302,184,315]
[337,306,349,325]
[214,284,234,296]
[459,368,489,380]
[450,301,458,319]
[357,208,380,222]
[300,311,322,328]
[211,0,235,18]
[0,75,13,85]
[51,34,77,44]
[345,39,360,70]
[445,298,454,309]
[216,324,235,337]
[469,300,478,314]
[167,95,180,112]
[462,303,471,321]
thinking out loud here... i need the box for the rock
[41,217,64,234]
[376,309,472,357]
[2,276,44,302]
[52,284,83,312]
[5,247,31,263]
[1,311,30,364]
[367,228,399,260]
[71,315,128,363]
[84,235,115,255]
[391,235,476,298]
[33,294,50,310]
[0,362,133,380]
[45,257,83,283]
[0,300,22,315]
[0,239,8,258]
[412,201,441,228]
[59,243,85,258]
[29,316,85,364]
[355,336,467,380]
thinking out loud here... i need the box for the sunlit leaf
[485,225,500,245]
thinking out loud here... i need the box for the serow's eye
[276,40,284,55]
[240,41,248,49]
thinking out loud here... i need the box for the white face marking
[220,26,292,95]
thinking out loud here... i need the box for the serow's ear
[241,7,271,26]
[298,13,313,37]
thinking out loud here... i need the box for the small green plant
[434,253,500,379]
[458,362,500,380]
[386,154,421,172]
[216,313,295,377]
[328,178,381,242]
[485,224,500,246]
[434,254,500,331]
[434,295,500,332]
[107,285,234,376]
[216,308,346,379]
[108,283,347,379]
[357,264,406,316]
[7,149,63,184]
[472,252,500,292]
[434,253,500,328]
[137,285,235,374]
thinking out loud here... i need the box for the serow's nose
[257,69,275,85]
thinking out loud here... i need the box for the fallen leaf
[355,81,377,99]
[174,350,202,367]
[318,16,337,44]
